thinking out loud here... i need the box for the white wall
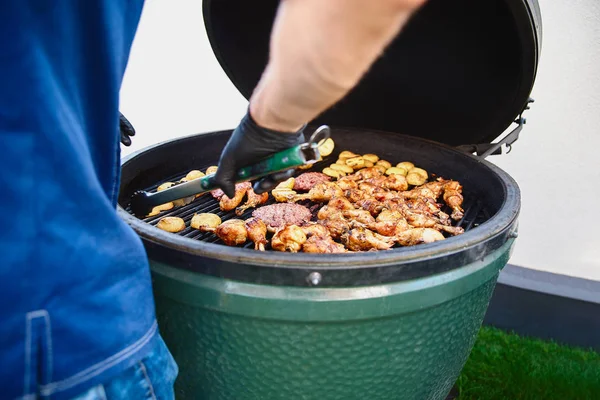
[120,0,600,281]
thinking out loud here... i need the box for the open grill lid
[202,0,541,151]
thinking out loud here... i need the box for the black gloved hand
[119,112,136,146]
[214,111,305,198]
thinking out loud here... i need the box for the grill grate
[126,158,489,250]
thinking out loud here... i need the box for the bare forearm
[249,0,426,132]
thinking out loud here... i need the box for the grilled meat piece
[328,196,355,211]
[289,182,344,203]
[300,223,331,239]
[436,224,464,236]
[342,209,375,225]
[215,219,248,246]
[302,235,347,254]
[355,198,385,216]
[442,180,464,220]
[354,167,384,180]
[245,217,268,251]
[396,228,444,246]
[271,225,307,253]
[219,182,252,211]
[341,227,395,251]
[252,203,312,232]
[318,210,352,239]
[293,172,331,191]
[336,176,359,190]
[211,182,251,200]
[369,209,409,236]
[236,187,269,216]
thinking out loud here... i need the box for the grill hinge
[456,98,534,159]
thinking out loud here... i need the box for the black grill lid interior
[202,0,540,147]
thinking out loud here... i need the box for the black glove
[119,112,136,146]
[214,111,305,198]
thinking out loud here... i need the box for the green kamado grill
[118,0,541,398]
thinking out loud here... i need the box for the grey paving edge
[484,264,600,351]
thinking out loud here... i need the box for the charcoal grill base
[151,236,513,400]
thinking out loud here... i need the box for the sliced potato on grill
[185,170,205,181]
[406,167,428,186]
[157,182,174,191]
[272,189,297,202]
[376,160,392,169]
[335,158,347,165]
[173,197,194,207]
[362,154,379,163]
[396,161,415,171]
[339,151,359,160]
[317,138,335,157]
[205,166,218,175]
[364,160,374,168]
[275,177,295,190]
[157,216,186,233]
[345,157,366,170]
[385,167,408,176]
[147,202,174,217]
[330,164,353,174]
[191,213,221,231]
[323,167,344,179]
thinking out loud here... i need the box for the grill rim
[117,127,520,286]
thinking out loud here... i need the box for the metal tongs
[129,125,331,217]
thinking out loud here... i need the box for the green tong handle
[129,144,314,217]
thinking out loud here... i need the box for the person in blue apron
[0,1,425,399]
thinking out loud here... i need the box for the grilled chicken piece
[245,217,268,251]
[382,174,409,192]
[436,224,464,236]
[190,213,221,232]
[336,176,359,190]
[403,181,445,200]
[271,225,307,252]
[215,219,247,246]
[354,167,384,180]
[219,182,252,211]
[443,180,464,220]
[342,209,375,225]
[302,235,347,253]
[328,196,355,211]
[318,210,352,239]
[345,188,372,203]
[358,182,386,197]
[355,198,385,216]
[236,187,269,216]
[396,228,445,246]
[212,182,251,201]
[341,227,395,251]
[300,223,331,239]
[369,209,410,236]
[289,182,344,203]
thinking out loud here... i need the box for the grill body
[118,128,520,399]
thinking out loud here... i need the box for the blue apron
[0,2,158,399]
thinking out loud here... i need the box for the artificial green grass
[456,327,600,400]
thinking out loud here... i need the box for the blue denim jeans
[71,335,178,400]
